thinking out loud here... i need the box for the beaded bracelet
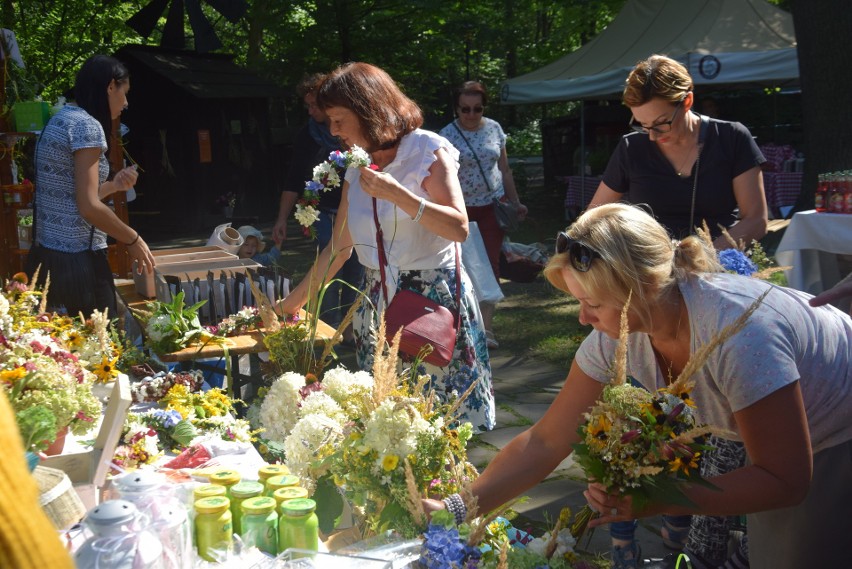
[412,197,427,223]
[442,493,467,526]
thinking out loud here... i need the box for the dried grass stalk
[466,496,520,547]
[669,289,770,393]
[248,276,281,333]
[370,318,402,410]
[612,290,633,386]
[497,539,509,569]
[401,459,426,527]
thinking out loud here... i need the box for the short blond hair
[544,204,721,327]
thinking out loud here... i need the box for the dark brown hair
[316,62,423,151]
[453,80,488,108]
[622,55,693,107]
[296,72,326,99]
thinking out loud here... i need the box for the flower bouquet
[420,508,607,568]
[0,273,102,448]
[257,321,477,536]
[571,290,767,518]
[296,146,372,238]
[114,380,258,470]
[130,291,216,355]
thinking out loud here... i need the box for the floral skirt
[353,265,496,432]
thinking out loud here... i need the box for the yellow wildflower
[381,454,399,472]
[0,367,26,385]
[668,452,700,475]
[92,355,119,383]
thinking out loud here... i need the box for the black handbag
[373,198,461,367]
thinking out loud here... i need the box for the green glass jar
[194,496,233,562]
[208,469,241,496]
[240,496,279,555]
[258,464,291,489]
[278,498,318,553]
[193,483,227,503]
[265,474,300,497]
[228,481,264,536]
[272,486,309,513]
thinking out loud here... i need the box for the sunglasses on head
[555,232,601,272]
[459,106,484,114]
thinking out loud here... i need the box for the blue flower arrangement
[718,248,757,276]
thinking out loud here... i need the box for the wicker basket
[34,465,86,530]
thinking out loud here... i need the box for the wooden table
[115,281,338,396]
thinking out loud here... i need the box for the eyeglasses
[628,100,683,134]
[459,106,484,114]
[556,232,601,272]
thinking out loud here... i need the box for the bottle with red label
[815,173,828,212]
[844,170,852,214]
[829,172,846,213]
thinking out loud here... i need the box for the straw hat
[237,226,266,253]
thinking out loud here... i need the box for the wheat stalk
[612,290,633,386]
[669,289,770,393]
[401,459,427,527]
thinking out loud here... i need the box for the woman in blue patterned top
[28,54,154,316]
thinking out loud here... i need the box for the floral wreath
[295,146,373,238]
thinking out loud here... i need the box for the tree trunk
[790,0,852,213]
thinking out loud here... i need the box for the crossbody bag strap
[372,197,461,326]
[451,121,493,194]
[688,114,710,234]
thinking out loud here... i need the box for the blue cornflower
[305,180,325,192]
[153,409,182,429]
[718,249,757,276]
[328,150,348,168]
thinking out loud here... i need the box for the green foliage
[134,291,210,355]
[15,404,58,452]
[506,119,542,156]
[6,0,628,136]
[312,475,344,535]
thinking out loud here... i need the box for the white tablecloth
[775,210,852,295]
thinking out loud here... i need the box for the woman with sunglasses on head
[589,54,768,249]
[439,81,528,349]
[277,63,495,433]
[424,203,852,569]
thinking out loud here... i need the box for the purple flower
[153,409,183,429]
[718,249,757,276]
[305,180,325,192]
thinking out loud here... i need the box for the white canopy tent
[501,0,798,104]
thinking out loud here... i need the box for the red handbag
[373,198,461,367]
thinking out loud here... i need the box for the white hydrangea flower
[259,372,307,442]
[299,391,345,423]
[295,204,321,227]
[362,399,430,458]
[322,366,374,415]
[0,293,9,316]
[284,413,344,492]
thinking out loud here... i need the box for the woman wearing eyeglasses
[425,203,852,569]
[439,80,528,349]
[589,54,768,249]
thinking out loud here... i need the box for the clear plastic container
[74,500,164,569]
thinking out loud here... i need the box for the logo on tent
[698,55,721,80]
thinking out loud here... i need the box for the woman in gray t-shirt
[425,203,851,569]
